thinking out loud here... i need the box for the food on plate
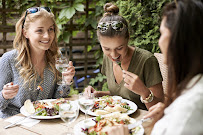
[24,98,69,116]
[36,85,43,91]
[24,99,35,114]
[81,112,141,135]
[91,96,131,115]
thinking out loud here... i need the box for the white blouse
[151,74,203,135]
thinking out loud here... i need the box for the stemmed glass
[78,93,95,120]
[59,101,79,135]
[55,57,71,85]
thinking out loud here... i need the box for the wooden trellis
[0,0,102,91]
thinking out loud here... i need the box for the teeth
[41,41,49,43]
[112,55,120,60]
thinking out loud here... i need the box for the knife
[4,108,45,129]
[128,118,151,130]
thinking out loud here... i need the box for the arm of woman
[123,70,164,109]
[0,53,16,110]
[84,85,110,97]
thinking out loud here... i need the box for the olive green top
[101,47,163,110]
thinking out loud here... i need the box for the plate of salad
[79,95,137,116]
[74,112,144,135]
[20,98,69,119]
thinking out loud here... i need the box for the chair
[154,53,168,94]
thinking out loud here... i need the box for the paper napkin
[5,116,40,127]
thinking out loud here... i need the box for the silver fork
[128,118,151,130]
[4,108,45,129]
[29,86,43,92]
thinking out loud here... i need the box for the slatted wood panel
[0,0,102,91]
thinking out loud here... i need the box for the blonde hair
[13,9,60,88]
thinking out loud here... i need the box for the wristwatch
[140,90,154,103]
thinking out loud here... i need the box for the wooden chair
[154,53,168,94]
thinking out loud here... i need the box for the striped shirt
[0,50,70,118]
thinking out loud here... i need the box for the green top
[101,47,163,110]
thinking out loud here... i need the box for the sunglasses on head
[97,21,126,33]
[22,7,51,29]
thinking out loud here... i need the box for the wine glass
[55,57,72,85]
[59,101,79,135]
[78,93,95,120]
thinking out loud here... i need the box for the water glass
[78,93,94,119]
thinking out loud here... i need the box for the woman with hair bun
[85,3,164,110]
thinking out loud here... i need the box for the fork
[128,118,151,130]
[29,86,43,92]
[4,108,45,129]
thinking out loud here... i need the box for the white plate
[74,118,144,135]
[79,97,138,116]
[20,99,60,119]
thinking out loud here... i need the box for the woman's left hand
[122,70,148,96]
[62,61,75,85]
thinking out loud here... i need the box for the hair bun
[104,3,119,15]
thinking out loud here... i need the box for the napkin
[5,116,41,127]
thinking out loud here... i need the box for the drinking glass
[59,101,79,135]
[55,57,70,85]
[78,93,95,119]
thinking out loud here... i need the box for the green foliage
[68,85,79,96]
[89,73,107,86]
[116,0,172,53]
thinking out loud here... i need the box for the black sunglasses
[22,7,51,29]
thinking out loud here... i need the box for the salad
[91,96,131,115]
[24,98,69,116]
[81,112,141,135]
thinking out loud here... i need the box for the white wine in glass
[59,101,78,135]
[78,93,94,119]
[55,57,69,85]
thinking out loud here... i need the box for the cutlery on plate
[128,118,151,130]
[4,108,45,129]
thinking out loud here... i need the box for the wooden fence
[0,0,102,91]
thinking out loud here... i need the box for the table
[0,96,153,135]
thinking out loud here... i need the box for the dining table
[0,95,153,135]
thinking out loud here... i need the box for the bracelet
[140,90,154,104]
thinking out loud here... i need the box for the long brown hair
[166,0,203,107]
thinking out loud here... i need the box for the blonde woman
[0,7,75,118]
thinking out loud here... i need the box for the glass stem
[85,111,87,119]
[62,71,65,84]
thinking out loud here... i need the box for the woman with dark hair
[105,0,203,134]
[84,3,164,110]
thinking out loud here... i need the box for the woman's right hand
[143,102,165,120]
[2,82,19,100]
[84,86,97,96]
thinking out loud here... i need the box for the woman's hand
[103,125,129,135]
[63,61,75,85]
[84,86,97,96]
[84,86,110,97]
[2,82,19,100]
[122,70,149,96]
[143,102,165,120]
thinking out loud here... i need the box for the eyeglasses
[22,7,51,29]
[97,21,126,33]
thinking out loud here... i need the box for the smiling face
[159,17,171,64]
[23,16,55,53]
[99,36,128,62]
